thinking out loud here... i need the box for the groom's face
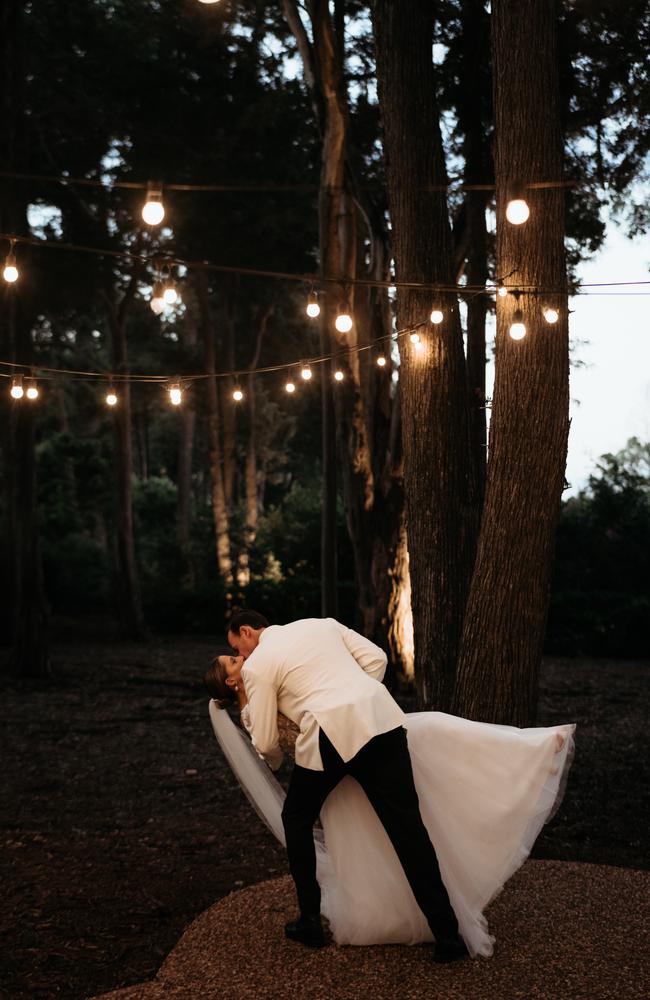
[227,625,261,660]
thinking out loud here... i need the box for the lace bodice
[240,706,299,759]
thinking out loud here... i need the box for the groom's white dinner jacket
[241,617,406,771]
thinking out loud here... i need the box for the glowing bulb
[376,355,387,367]
[505,198,530,225]
[25,381,39,400]
[306,291,320,318]
[543,307,559,324]
[198,0,222,4]
[509,309,527,340]
[3,252,18,283]
[106,391,118,407]
[335,312,353,333]
[497,285,508,298]
[430,309,444,325]
[233,388,244,401]
[169,385,183,406]
[414,340,425,354]
[334,369,344,381]
[301,365,312,381]
[409,332,420,344]
[285,380,296,393]
[142,184,165,226]
[10,378,24,399]
[163,284,178,305]
[150,281,165,315]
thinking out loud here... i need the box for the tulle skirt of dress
[209,703,575,958]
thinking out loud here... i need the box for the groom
[227,609,468,963]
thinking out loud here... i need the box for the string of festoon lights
[3,173,649,406]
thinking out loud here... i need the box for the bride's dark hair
[204,648,238,709]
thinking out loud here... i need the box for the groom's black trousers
[281,725,459,941]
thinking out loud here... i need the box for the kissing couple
[206,610,575,962]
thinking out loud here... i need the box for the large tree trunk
[454,0,570,726]
[373,0,479,710]
[1,0,49,676]
[196,271,233,594]
[106,269,147,640]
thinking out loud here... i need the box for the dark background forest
[1,0,648,667]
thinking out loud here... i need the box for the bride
[205,648,575,959]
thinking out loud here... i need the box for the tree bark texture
[460,0,492,510]
[196,270,233,594]
[454,0,570,726]
[374,0,479,710]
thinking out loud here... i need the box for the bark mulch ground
[1,629,648,1000]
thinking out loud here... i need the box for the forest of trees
[1,1,648,720]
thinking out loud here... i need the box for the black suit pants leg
[348,726,460,941]
[281,751,343,917]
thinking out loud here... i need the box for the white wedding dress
[209,701,575,958]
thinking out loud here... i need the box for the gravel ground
[90,860,650,1000]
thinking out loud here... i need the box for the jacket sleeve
[332,619,388,682]
[241,665,284,771]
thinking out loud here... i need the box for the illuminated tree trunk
[454,0,570,726]
[374,0,479,710]
[284,0,405,645]
[237,303,272,588]
[196,270,233,595]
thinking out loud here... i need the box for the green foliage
[548,438,650,657]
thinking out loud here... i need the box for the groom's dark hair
[227,608,270,635]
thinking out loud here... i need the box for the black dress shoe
[433,935,470,963]
[284,914,326,948]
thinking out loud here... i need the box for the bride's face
[219,654,244,691]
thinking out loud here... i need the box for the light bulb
[409,332,420,344]
[543,307,559,324]
[285,380,296,393]
[505,198,530,225]
[414,340,425,354]
[198,0,222,4]
[106,391,118,407]
[163,284,178,305]
[430,309,444,325]
[509,309,527,340]
[169,385,183,406]
[150,281,165,315]
[10,378,24,399]
[335,312,353,333]
[497,285,508,298]
[306,291,320,318]
[233,387,244,402]
[142,184,165,226]
[3,252,18,283]
[301,365,312,381]
[25,381,39,400]
[376,355,387,367]
[334,369,344,381]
